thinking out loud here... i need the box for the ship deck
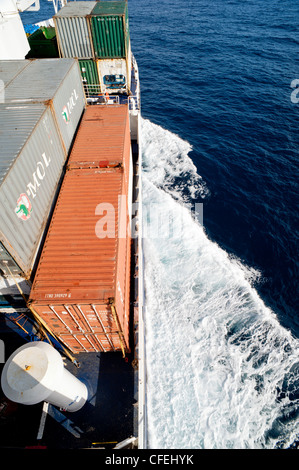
[0,139,141,451]
[0,336,135,449]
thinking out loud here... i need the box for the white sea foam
[142,118,299,449]
[142,119,209,202]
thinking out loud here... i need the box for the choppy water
[21,0,299,449]
[141,118,298,449]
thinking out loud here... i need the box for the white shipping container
[97,57,131,94]
[54,2,96,59]
[0,60,30,89]
[2,59,85,153]
[0,59,85,152]
[0,103,67,278]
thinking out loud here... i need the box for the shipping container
[54,2,96,59]
[26,28,59,59]
[0,103,67,278]
[29,168,131,354]
[97,57,131,94]
[67,105,132,201]
[70,104,134,219]
[2,59,85,153]
[90,1,130,59]
[79,59,100,95]
[0,60,30,89]
[40,26,57,40]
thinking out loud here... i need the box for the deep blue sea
[22,0,299,449]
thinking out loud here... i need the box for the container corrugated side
[90,2,130,59]
[2,59,85,153]
[0,103,67,278]
[67,104,133,225]
[50,60,86,153]
[67,104,131,178]
[29,168,131,354]
[53,2,96,59]
[79,59,99,94]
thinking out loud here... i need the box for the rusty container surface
[67,104,131,179]
[29,167,131,354]
[67,104,132,212]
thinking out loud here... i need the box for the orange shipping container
[67,105,131,180]
[29,167,131,354]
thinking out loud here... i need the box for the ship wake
[141,118,299,449]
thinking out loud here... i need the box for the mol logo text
[62,89,79,124]
[15,152,51,220]
[26,152,52,199]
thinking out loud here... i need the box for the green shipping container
[26,28,59,59]
[90,1,130,59]
[79,60,100,94]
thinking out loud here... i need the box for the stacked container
[91,1,131,94]
[0,60,30,87]
[0,59,85,279]
[3,59,85,154]
[90,1,130,59]
[53,2,96,59]
[54,1,131,95]
[79,59,99,95]
[29,105,132,354]
[26,27,59,58]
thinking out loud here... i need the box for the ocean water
[21,0,299,449]
[129,0,299,449]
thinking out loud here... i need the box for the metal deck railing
[83,84,140,111]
